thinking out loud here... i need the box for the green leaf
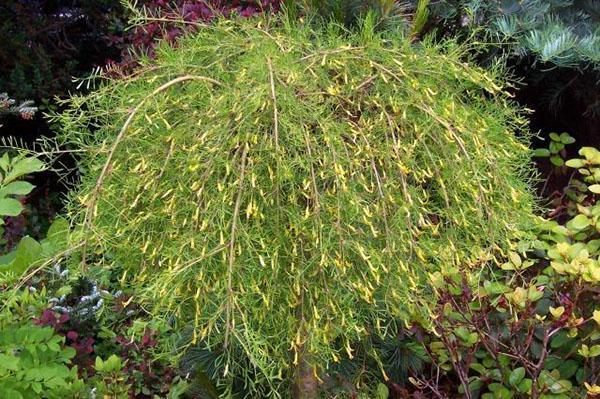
[589,345,600,357]
[488,383,504,392]
[454,327,472,342]
[559,133,575,144]
[0,153,8,172]
[483,281,510,295]
[548,379,572,394]
[533,148,551,157]
[527,285,543,302]
[468,378,484,393]
[550,331,574,349]
[0,354,19,371]
[509,367,526,386]
[508,251,522,267]
[104,354,122,372]
[3,157,45,184]
[589,239,600,253]
[376,383,389,399]
[568,214,591,230]
[0,198,24,217]
[549,141,564,154]
[550,155,564,166]
[470,362,487,375]
[31,381,43,394]
[580,147,600,164]
[517,378,532,394]
[1,389,23,399]
[95,357,104,371]
[500,261,515,270]
[565,158,586,168]
[45,217,69,251]
[47,341,61,352]
[0,236,43,279]
[549,133,561,142]
[61,347,76,360]
[0,181,34,197]
[557,360,579,379]
[589,184,600,194]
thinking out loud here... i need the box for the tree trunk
[293,351,318,399]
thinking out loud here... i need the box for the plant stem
[294,351,318,399]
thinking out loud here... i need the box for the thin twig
[267,57,282,225]
[224,144,249,350]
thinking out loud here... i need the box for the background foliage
[0,0,125,101]
[430,0,600,68]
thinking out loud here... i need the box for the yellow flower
[592,310,600,328]
[585,382,600,396]
[549,306,565,319]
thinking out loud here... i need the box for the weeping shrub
[54,14,536,396]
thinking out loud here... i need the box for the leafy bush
[55,14,535,396]
[415,144,600,398]
[0,153,71,285]
[0,154,44,221]
[0,250,180,398]
[0,286,86,399]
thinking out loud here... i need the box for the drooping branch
[224,144,250,350]
[80,75,222,266]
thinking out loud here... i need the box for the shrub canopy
[56,15,535,394]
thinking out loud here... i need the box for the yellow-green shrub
[55,15,536,395]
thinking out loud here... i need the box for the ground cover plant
[52,11,537,396]
[0,147,182,397]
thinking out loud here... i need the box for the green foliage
[0,325,82,398]
[0,151,68,284]
[0,154,45,220]
[0,160,81,396]
[431,0,600,68]
[286,0,432,37]
[533,132,575,167]
[0,289,85,399]
[55,15,535,396]
[289,0,411,30]
[93,355,130,398]
[0,148,170,398]
[0,153,71,284]
[410,0,430,38]
[421,143,600,398]
[0,218,70,284]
